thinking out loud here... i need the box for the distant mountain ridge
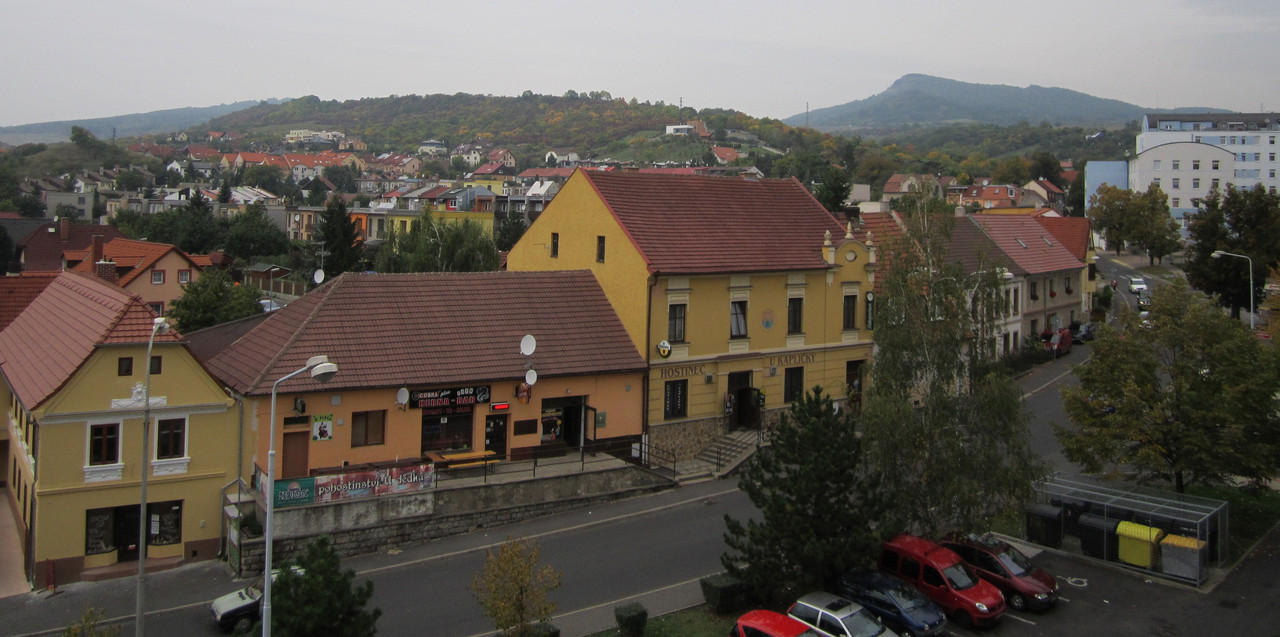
[0,100,277,145]
[787,74,1230,130]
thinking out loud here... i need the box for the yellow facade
[434,210,495,233]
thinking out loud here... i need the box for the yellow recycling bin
[1116,521,1165,568]
[1161,534,1208,580]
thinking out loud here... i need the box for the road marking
[1064,576,1089,587]
[1022,366,1077,399]
[1006,613,1036,625]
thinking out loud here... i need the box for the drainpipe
[643,274,655,445]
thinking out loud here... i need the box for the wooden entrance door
[281,431,310,479]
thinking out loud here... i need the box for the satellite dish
[313,269,325,284]
[395,387,410,405]
[519,334,537,356]
[525,369,538,385]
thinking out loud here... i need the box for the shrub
[700,573,747,614]
[614,602,648,637]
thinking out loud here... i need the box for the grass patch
[1186,483,1280,565]
[585,606,735,637]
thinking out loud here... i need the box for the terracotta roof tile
[1035,216,1092,261]
[206,271,645,396]
[17,223,126,271]
[970,214,1085,274]
[576,171,843,275]
[0,272,59,331]
[0,272,178,410]
[68,238,199,286]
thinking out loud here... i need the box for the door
[281,431,310,479]
[115,504,140,562]
[726,371,757,429]
[484,415,508,458]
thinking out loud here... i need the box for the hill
[788,74,1230,131]
[0,100,275,145]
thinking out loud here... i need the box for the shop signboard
[410,385,491,416]
[314,463,436,503]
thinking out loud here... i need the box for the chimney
[95,258,118,285]
[955,206,967,218]
[59,216,71,240]
[91,235,103,264]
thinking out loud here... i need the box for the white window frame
[151,270,165,285]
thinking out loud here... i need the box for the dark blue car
[834,568,947,637]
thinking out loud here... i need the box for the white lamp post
[135,316,169,637]
[262,355,337,637]
[1212,250,1255,330]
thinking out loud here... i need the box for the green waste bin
[1116,521,1164,568]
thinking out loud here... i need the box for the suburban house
[969,214,1088,337]
[66,237,205,316]
[15,219,125,272]
[1035,215,1098,317]
[884,173,950,201]
[505,170,878,461]
[1,272,239,588]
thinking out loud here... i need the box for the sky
[3,0,1279,128]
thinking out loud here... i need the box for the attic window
[1016,238,1028,248]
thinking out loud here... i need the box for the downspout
[643,274,655,443]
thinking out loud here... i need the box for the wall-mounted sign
[761,309,775,330]
[410,386,491,413]
[656,340,672,358]
[311,413,334,441]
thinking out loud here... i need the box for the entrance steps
[675,429,761,484]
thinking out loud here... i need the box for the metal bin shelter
[1027,474,1228,586]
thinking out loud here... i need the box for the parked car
[1071,322,1097,344]
[879,534,1005,629]
[1128,277,1148,294]
[1043,328,1072,356]
[835,568,947,637]
[939,533,1059,612]
[1137,295,1152,311]
[210,567,303,632]
[788,591,898,637]
[731,610,821,637]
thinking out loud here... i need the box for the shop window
[89,423,119,465]
[118,357,133,376]
[784,367,804,403]
[156,418,186,459]
[149,500,182,545]
[85,508,114,555]
[729,301,748,339]
[668,303,686,342]
[421,415,472,452]
[352,410,386,447]
[664,379,687,419]
[540,408,563,442]
[787,297,803,334]
[842,293,858,330]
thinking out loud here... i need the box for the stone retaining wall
[648,416,727,461]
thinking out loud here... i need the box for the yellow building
[1,272,238,588]
[506,170,878,459]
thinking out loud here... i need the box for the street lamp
[136,316,169,637]
[262,355,338,637]
[1211,250,1255,330]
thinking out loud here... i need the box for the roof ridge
[243,273,343,391]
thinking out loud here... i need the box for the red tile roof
[67,238,200,286]
[970,214,1085,275]
[206,271,645,396]
[17,223,126,272]
[0,272,59,331]
[1035,216,1092,261]
[575,170,844,275]
[517,167,579,179]
[0,272,179,410]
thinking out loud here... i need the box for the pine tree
[266,536,381,637]
[316,197,363,278]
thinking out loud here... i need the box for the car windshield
[840,609,886,637]
[998,547,1035,577]
[245,580,263,600]
[943,563,978,590]
[886,582,928,610]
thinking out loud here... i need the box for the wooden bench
[428,450,499,471]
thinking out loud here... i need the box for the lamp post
[1212,250,1255,330]
[135,316,169,637]
[262,355,338,637]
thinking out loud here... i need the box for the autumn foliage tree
[470,536,562,636]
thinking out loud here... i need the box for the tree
[224,201,289,261]
[266,535,381,637]
[217,180,233,204]
[1087,184,1135,254]
[1057,280,1280,493]
[1027,151,1064,189]
[470,536,561,636]
[722,388,891,606]
[372,215,498,274]
[16,193,45,218]
[1129,186,1181,265]
[242,164,287,194]
[322,165,359,193]
[115,170,149,192]
[61,607,120,637]
[316,197,363,278]
[164,268,263,333]
[1185,184,1280,319]
[494,214,528,252]
[859,197,1042,537]
[0,225,12,273]
[813,166,852,215]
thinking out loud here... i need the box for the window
[1031,319,1039,335]
[156,418,186,459]
[89,423,120,465]
[148,302,164,315]
[787,297,803,335]
[1172,178,1180,189]
[1212,178,1221,190]
[842,293,858,330]
[1192,178,1201,189]
[1172,160,1180,170]
[1172,198,1181,207]
[663,379,687,419]
[924,566,945,588]
[1152,178,1161,188]
[668,303,686,342]
[1029,282,1039,300]
[118,357,133,376]
[177,269,191,284]
[85,508,114,555]
[596,236,606,262]
[150,355,162,375]
[352,410,386,446]
[550,233,559,258]
[151,270,165,285]
[1212,160,1220,170]
[1152,160,1161,170]
[1193,160,1201,170]
[784,366,804,403]
[1271,153,1276,162]
[729,300,748,339]
[148,500,182,545]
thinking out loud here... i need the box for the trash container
[1161,534,1207,582]
[1026,504,1063,549]
[1077,514,1120,561]
[1116,521,1164,568]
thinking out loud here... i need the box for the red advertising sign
[313,463,436,503]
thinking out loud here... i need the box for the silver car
[789,591,900,637]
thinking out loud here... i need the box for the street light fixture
[262,355,338,637]
[1211,250,1255,330]
[136,316,169,637]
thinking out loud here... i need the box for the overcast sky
[3,0,1278,127]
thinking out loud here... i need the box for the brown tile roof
[970,214,1085,275]
[67,238,200,286]
[0,272,59,331]
[576,170,844,275]
[1035,216,1092,261]
[206,271,645,396]
[17,223,126,272]
[517,167,579,180]
[0,272,179,410]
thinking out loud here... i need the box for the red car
[730,610,821,637]
[879,534,1005,629]
[940,533,1058,613]
[1043,328,1072,356]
